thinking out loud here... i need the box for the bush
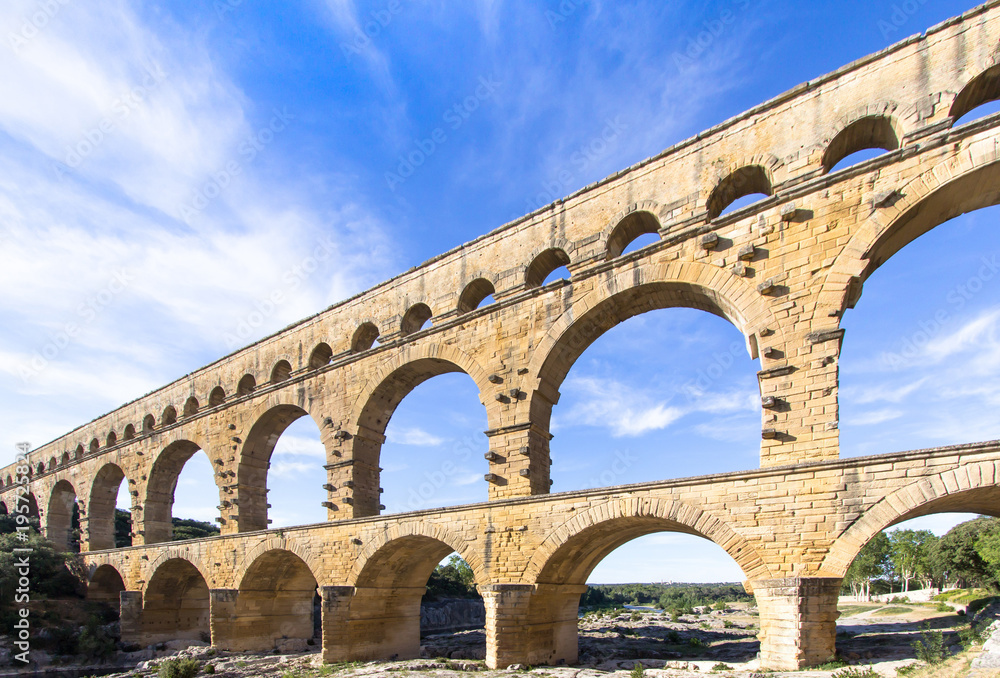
[912,623,946,664]
[77,619,116,660]
[630,663,645,678]
[158,658,201,678]
[935,602,953,612]
[711,663,730,672]
[833,667,880,678]
[959,620,992,649]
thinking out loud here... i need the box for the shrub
[77,619,116,660]
[630,663,645,678]
[711,662,730,672]
[833,667,881,678]
[912,623,946,664]
[935,602,952,612]
[204,666,215,675]
[959,620,992,649]
[158,658,201,678]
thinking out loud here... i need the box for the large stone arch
[343,343,494,518]
[88,462,131,551]
[236,393,329,533]
[87,563,126,611]
[233,535,323,587]
[524,260,781,468]
[525,495,771,585]
[348,521,486,588]
[143,436,219,544]
[820,457,1000,578]
[142,556,212,645]
[335,522,486,662]
[46,479,78,552]
[819,150,1000,315]
[223,547,320,652]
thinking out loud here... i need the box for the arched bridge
[5,3,1000,670]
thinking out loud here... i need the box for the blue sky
[2,0,999,584]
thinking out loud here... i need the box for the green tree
[115,508,133,548]
[844,532,891,600]
[424,554,478,600]
[170,517,220,541]
[889,529,937,592]
[973,522,1000,585]
[933,516,1000,589]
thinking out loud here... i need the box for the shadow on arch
[330,529,486,662]
[88,564,126,613]
[218,548,320,653]
[142,558,211,645]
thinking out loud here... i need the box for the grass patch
[872,606,913,615]
[838,605,878,617]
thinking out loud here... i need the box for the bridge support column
[119,591,143,645]
[320,586,355,662]
[482,584,534,668]
[207,589,239,650]
[752,577,841,670]
[483,424,552,499]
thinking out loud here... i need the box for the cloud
[272,434,326,459]
[555,376,756,438]
[852,409,904,426]
[386,426,445,447]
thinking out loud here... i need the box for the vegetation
[580,582,752,615]
[844,516,1000,597]
[157,658,202,678]
[912,623,946,665]
[171,516,221,541]
[424,554,478,600]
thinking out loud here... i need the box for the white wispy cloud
[852,409,905,426]
[386,426,445,447]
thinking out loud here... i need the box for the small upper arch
[525,247,571,288]
[142,414,155,433]
[351,322,380,353]
[183,397,199,417]
[457,277,496,314]
[308,342,334,369]
[400,303,433,335]
[237,374,257,396]
[270,360,292,384]
[707,164,773,219]
[161,405,177,427]
[950,63,1000,123]
[208,386,226,407]
[605,208,661,259]
[106,431,117,447]
[822,115,900,173]
[123,424,136,441]
[89,438,100,455]
[74,444,85,459]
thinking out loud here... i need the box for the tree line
[844,516,1000,598]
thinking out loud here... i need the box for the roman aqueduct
[5,3,1000,670]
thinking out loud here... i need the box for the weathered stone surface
[4,3,1000,671]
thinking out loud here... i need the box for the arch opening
[707,166,772,219]
[209,386,226,407]
[161,406,177,427]
[89,463,132,550]
[401,303,433,335]
[232,550,319,652]
[606,211,661,259]
[123,424,136,441]
[951,64,1000,124]
[183,397,199,417]
[75,444,85,459]
[841,168,1000,456]
[822,116,899,174]
[142,559,210,645]
[349,536,484,661]
[89,438,100,455]
[88,564,125,614]
[526,512,760,666]
[145,441,218,544]
[271,360,292,383]
[142,415,155,433]
[237,374,257,396]
[458,278,496,313]
[46,480,79,552]
[526,248,571,288]
[239,405,326,531]
[353,359,487,517]
[351,322,381,353]
[308,342,334,369]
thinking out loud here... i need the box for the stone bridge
[4,2,1000,670]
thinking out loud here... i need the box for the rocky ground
[6,602,1000,678]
